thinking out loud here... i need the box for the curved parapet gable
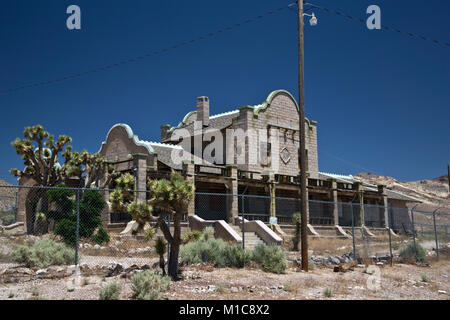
[168,110,197,133]
[253,89,317,130]
[98,123,155,161]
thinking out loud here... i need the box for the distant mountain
[0,179,16,211]
[433,174,449,184]
[355,172,450,211]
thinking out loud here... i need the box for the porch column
[328,178,339,225]
[354,182,364,227]
[263,170,276,220]
[133,154,148,203]
[183,161,196,216]
[378,184,389,228]
[226,165,238,223]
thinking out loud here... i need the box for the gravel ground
[1,260,448,300]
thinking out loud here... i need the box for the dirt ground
[1,259,448,300]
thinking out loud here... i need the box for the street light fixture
[304,12,318,26]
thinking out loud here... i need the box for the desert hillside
[355,173,450,211]
[0,179,15,211]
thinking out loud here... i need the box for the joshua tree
[155,236,167,276]
[148,172,194,280]
[10,125,72,215]
[61,148,118,188]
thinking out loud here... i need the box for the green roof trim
[131,153,148,158]
[168,110,197,133]
[253,90,317,130]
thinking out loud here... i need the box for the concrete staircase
[231,225,264,250]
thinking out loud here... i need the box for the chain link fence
[1,185,449,272]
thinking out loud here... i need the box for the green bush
[12,238,75,268]
[51,189,106,245]
[99,283,121,300]
[0,212,15,226]
[201,226,215,241]
[251,243,287,274]
[180,229,286,273]
[131,270,171,300]
[222,245,251,268]
[180,237,227,266]
[54,219,77,246]
[92,226,110,245]
[324,287,333,297]
[182,230,202,243]
[399,242,427,262]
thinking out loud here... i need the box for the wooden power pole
[297,0,309,272]
[448,164,450,197]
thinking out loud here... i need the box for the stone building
[16,89,419,235]
[95,89,418,234]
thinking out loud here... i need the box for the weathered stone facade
[16,89,419,234]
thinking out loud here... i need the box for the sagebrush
[12,238,75,268]
[180,229,286,273]
[131,270,171,300]
[399,242,427,262]
[251,243,287,274]
[99,283,121,300]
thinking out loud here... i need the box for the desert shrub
[182,230,202,243]
[12,238,75,268]
[222,244,251,268]
[201,226,215,241]
[421,274,429,283]
[180,237,227,267]
[131,270,171,300]
[323,287,333,297]
[92,226,110,245]
[0,212,15,226]
[399,242,427,262]
[251,243,287,274]
[99,283,121,300]
[181,229,286,272]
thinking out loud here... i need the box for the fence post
[351,202,356,262]
[75,188,80,267]
[14,191,19,224]
[432,208,440,260]
[167,214,171,259]
[241,195,245,252]
[387,206,393,266]
[411,205,418,256]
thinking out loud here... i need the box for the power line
[304,1,450,47]
[0,3,296,95]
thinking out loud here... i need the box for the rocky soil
[1,245,449,300]
[0,259,448,300]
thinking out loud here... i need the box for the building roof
[318,172,421,203]
[163,89,318,142]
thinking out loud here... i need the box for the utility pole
[297,0,309,272]
[447,164,450,197]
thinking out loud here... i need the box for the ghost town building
[17,89,419,238]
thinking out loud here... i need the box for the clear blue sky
[0,0,449,185]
